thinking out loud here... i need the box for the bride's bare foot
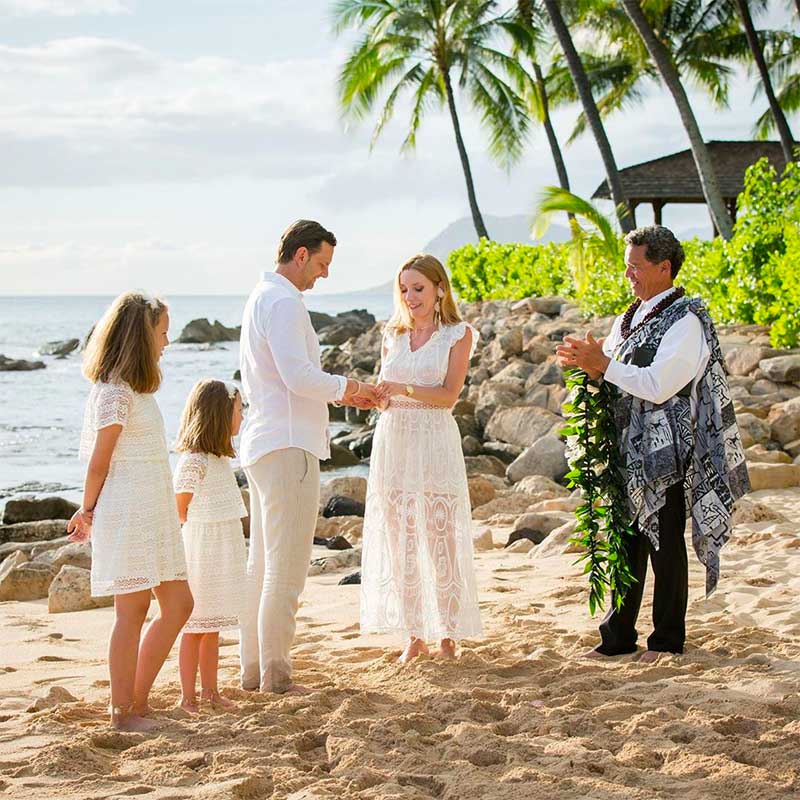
[179,696,200,714]
[201,689,236,710]
[110,705,159,732]
[399,637,429,664]
[434,639,456,659]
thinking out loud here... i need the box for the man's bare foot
[179,697,200,714]
[399,637,429,664]
[639,650,663,664]
[581,648,609,659]
[434,638,456,659]
[201,689,236,710]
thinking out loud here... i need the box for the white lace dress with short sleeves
[79,382,186,596]
[360,322,483,642]
[174,452,247,633]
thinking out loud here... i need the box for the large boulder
[758,355,800,384]
[472,492,539,521]
[320,476,367,508]
[39,338,80,357]
[323,496,365,518]
[0,355,45,371]
[768,397,800,446]
[481,441,522,464]
[3,496,78,524]
[506,434,568,483]
[725,345,773,377]
[474,383,524,428]
[315,515,364,544]
[484,406,562,449]
[468,477,496,509]
[177,318,240,344]
[308,547,362,576]
[0,550,28,583]
[530,296,569,316]
[0,535,69,560]
[35,542,92,572]
[48,565,113,613]
[309,310,337,331]
[735,413,772,448]
[464,455,508,478]
[0,520,69,546]
[509,511,573,542]
[318,323,368,346]
[532,520,580,559]
[747,463,800,490]
[513,475,570,498]
[0,561,55,601]
[322,443,360,469]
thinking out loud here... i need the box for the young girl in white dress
[174,379,247,713]
[67,292,193,732]
[362,254,483,663]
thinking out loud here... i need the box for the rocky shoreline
[3,295,799,609]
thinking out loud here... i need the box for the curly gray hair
[624,224,685,278]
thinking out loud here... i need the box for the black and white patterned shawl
[611,296,750,595]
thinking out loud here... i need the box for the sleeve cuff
[604,358,623,386]
[334,375,348,402]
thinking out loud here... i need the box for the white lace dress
[174,453,247,633]
[360,322,483,642]
[79,382,186,596]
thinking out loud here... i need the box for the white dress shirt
[603,288,710,413]
[239,271,347,467]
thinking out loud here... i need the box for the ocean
[0,290,395,508]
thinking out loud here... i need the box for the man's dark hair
[624,224,685,278]
[276,220,337,264]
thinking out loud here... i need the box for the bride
[361,254,483,663]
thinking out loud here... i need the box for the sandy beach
[1,486,798,800]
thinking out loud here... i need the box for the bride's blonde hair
[388,254,461,334]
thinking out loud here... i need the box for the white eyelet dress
[174,453,247,633]
[79,382,187,596]
[360,322,483,642]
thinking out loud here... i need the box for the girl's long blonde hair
[387,254,461,334]
[83,292,167,393]
[176,379,238,459]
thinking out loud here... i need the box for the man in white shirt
[556,224,748,664]
[239,219,376,693]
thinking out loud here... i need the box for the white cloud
[0,0,129,16]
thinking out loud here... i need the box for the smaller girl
[174,379,247,713]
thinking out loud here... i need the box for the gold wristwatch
[405,384,415,397]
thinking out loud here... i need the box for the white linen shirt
[239,271,347,467]
[602,288,710,416]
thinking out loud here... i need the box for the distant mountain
[421,213,571,265]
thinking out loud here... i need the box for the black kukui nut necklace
[620,287,686,341]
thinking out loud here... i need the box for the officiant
[556,224,750,663]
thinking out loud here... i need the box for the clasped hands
[342,379,406,410]
[555,333,610,381]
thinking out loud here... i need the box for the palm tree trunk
[534,62,572,192]
[621,0,733,239]
[734,0,795,163]
[441,69,490,240]
[541,0,634,233]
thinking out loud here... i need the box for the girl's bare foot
[434,638,456,659]
[201,689,236,710]
[179,696,200,714]
[110,705,159,732]
[399,637,429,664]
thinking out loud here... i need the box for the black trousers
[596,482,688,655]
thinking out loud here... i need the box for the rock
[506,434,568,483]
[309,310,336,331]
[784,439,800,458]
[35,542,92,572]
[3,496,79,525]
[0,550,29,583]
[491,361,536,383]
[464,455,507,478]
[177,318,240,344]
[759,355,800,384]
[751,378,782,396]
[731,497,785,525]
[462,435,483,456]
[454,414,481,440]
[472,492,540,520]
[322,443,360,469]
[452,399,475,416]
[506,537,535,553]
[323,496,365,518]
[492,327,523,359]
[26,686,79,712]
[510,511,573,541]
[233,369,241,381]
[530,296,569,316]
[744,445,792,464]
[513,475,570,498]
[506,529,545,547]
[234,468,248,488]
[338,571,361,585]
[526,360,564,387]
[725,345,772,376]
[307,547,362,576]
[320,477,367,508]
[335,429,374,459]
[314,515,364,544]
[468,477,496,509]
[736,413,771,448]
[484,406,562,449]
[0,561,55,601]
[481,441,523,464]
[0,536,69,560]
[523,334,554,365]
[318,323,367,346]
[0,520,69,545]
[768,397,800,446]
[48,565,113,613]
[747,463,800,490]
[38,338,80,357]
[0,355,46,371]
[532,520,580,559]
[529,496,582,513]
[472,527,494,552]
[474,384,523,428]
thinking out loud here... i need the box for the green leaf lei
[561,369,637,616]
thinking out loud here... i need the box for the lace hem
[184,615,240,633]
[92,571,188,597]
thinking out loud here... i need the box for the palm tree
[540,0,635,232]
[333,0,533,240]
[733,0,796,163]
[620,0,734,239]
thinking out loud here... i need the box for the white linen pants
[239,447,320,692]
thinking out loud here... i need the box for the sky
[0,0,797,296]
